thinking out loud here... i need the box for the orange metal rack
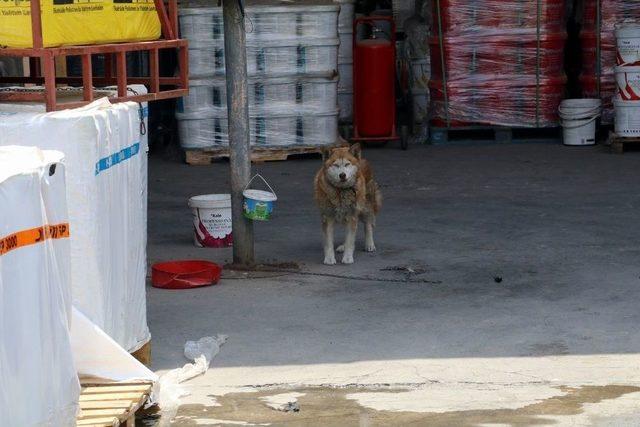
[0,0,188,111]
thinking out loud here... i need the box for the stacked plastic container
[430,0,567,127]
[178,1,340,149]
[580,1,640,124]
[335,0,355,122]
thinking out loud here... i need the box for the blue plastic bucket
[242,175,277,221]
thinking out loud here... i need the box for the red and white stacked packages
[430,0,567,127]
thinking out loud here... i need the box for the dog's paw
[323,254,337,265]
[336,244,345,253]
[341,253,354,264]
[364,243,376,252]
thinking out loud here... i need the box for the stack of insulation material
[335,0,356,122]
[177,0,340,149]
[580,0,640,123]
[430,0,567,127]
[0,97,150,354]
[0,146,80,427]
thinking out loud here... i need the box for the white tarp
[0,99,150,352]
[71,307,157,383]
[0,146,80,426]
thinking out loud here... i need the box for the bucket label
[616,69,640,100]
[193,207,232,248]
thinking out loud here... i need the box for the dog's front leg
[342,218,357,264]
[364,219,376,252]
[322,218,336,265]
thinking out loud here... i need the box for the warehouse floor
[146,143,640,426]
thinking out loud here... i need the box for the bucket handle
[560,115,600,129]
[244,174,277,198]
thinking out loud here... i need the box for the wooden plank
[78,408,128,419]
[76,416,118,426]
[80,392,143,402]
[185,143,347,165]
[81,384,152,395]
[80,401,134,410]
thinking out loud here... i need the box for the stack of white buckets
[613,22,640,137]
[336,0,355,123]
[177,2,341,149]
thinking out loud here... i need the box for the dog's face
[322,144,362,189]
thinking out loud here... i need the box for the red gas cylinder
[354,37,395,137]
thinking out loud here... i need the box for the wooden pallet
[185,141,348,165]
[76,377,153,427]
[130,340,151,366]
[609,132,640,154]
[430,126,561,145]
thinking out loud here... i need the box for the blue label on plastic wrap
[95,142,140,176]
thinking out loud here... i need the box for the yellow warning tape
[0,223,70,256]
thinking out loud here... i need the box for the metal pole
[223,0,254,267]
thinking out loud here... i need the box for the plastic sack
[0,0,160,48]
[157,335,228,422]
[430,0,567,127]
[579,0,640,123]
[0,146,80,427]
[0,98,150,353]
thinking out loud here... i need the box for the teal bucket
[242,175,277,221]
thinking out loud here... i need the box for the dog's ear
[349,143,362,160]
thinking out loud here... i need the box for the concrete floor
[146,143,640,426]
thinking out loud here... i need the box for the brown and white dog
[314,144,382,265]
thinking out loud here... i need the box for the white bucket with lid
[614,98,640,137]
[616,23,640,65]
[188,194,233,248]
[558,99,601,146]
[615,65,640,100]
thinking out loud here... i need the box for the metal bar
[168,0,179,39]
[42,52,57,111]
[0,90,188,110]
[178,45,189,90]
[116,51,127,97]
[149,49,160,94]
[223,0,254,267]
[0,39,187,58]
[30,0,44,49]
[82,54,94,102]
[0,76,183,85]
[154,0,175,40]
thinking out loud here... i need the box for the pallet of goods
[178,0,344,163]
[580,0,640,124]
[430,0,567,138]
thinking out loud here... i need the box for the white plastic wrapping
[179,2,339,41]
[178,75,338,115]
[188,37,339,77]
[177,110,339,148]
[0,146,80,427]
[0,99,150,353]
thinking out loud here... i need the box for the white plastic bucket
[188,194,233,248]
[614,98,640,137]
[558,99,601,146]
[616,23,640,65]
[615,65,640,100]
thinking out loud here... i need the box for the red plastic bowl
[151,260,222,289]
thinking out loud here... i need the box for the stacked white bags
[0,99,150,353]
[178,0,340,149]
[404,14,431,138]
[0,146,80,427]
